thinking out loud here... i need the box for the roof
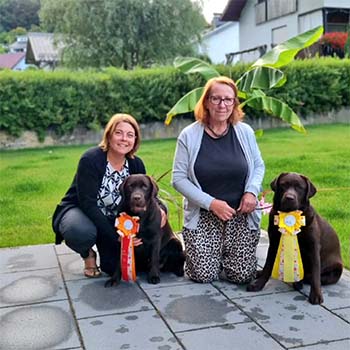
[26,32,63,64]
[0,52,26,69]
[221,0,247,21]
[202,22,238,40]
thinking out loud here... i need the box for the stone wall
[0,108,349,149]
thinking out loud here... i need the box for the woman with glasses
[52,113,146,277]
[172,76,265,284]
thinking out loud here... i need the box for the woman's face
[108,121,136,156]
[205,82,235,124]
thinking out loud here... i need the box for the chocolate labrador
[105,174,185,286]
[247,172,343,304]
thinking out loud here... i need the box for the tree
[39,0,206,69]
[0,0,40,32]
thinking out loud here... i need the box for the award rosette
[115,212,140,281]
[272,210,305,282]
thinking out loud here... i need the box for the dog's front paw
[104,278,120,287]
[308,289,323,305]
[148,274,160,284]
[104,270,121,288]
[293,281,303,291]
[246,278,266,292]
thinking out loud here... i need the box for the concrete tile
[213,278,292,299]
[234,291,350,348]
[333,307,350,323]
[298,277,350,309]
[58,253,91,281]
[295,339,350,350]
[0,268,66,307]
[66,278,153,319]
[0,244,58,273]
[177,322,284,350]
[137,271,193,290]
[0,299,81,349]
[146,283,248,332]
[78,310,182,350]
[54,242,76,255]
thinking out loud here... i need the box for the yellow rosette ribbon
[115,212,140,282]
[272,210,305,282]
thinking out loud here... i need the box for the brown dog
[247,172,343,304]
[105,174,185,286]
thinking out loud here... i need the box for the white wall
[198,22,239,64]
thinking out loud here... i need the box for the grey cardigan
[172,121,265,230]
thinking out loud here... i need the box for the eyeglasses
[208,96,235,106]
[114,130,136,140]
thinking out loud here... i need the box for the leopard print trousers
[182,210,260,284]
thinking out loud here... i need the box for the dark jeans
[58,207,119,275]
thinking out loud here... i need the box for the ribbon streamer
[272,211,305,282]
[115,212,140,281]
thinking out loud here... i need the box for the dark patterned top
[97,160,129,218]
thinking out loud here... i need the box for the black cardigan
[52,146,146,244]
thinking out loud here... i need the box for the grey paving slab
[298,276,350,309]
[213,277,293,299]
[58,252,91,282]
[66,278,153,319]
[137,271,193,290]
[333,306,350,323]
[145,282,249,332]
[0,299,81,350]
[177,322,284,350]
[78,309,182,350]
[0,244,58,273]
[0,267,66,307]
[294,339,350,350]
[233,291,350,348]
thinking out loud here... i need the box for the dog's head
[270,172,316,212]
[118,174,158,215]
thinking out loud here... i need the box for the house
[9,35,28,53]
[221,0,350,63]
[198,13,239,64]
[0,52,27,70]
[25,32,64,70]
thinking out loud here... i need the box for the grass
[0,123,349,268]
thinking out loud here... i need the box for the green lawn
[0,123,349,268]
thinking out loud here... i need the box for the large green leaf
[165,87,204,125]
[237,66,286,92]
[253,26,323,68]
[241,96,306,133]
[174,57,220,80]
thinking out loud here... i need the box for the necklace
[207,123,230,138]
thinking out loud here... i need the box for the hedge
[0,57,349,141]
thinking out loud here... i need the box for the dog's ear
[148,176,159,198]
[300,174,317,199]
[270,173,287,192]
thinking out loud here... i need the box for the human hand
[237,192,257,214]
[133,237,143,246]
[160,208,167,228]
[118,236,143,246]
[209,199,236,221]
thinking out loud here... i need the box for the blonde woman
[53,114,145,277]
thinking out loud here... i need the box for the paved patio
[0,231,349,350]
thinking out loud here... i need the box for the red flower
[320,32,348,49]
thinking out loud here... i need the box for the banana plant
[165,26,324,133]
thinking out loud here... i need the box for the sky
[201,0,228,23]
